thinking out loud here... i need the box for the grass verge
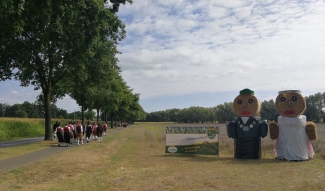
[0,122,324,191]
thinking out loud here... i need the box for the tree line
[0,98,145,125]
[0,0,147,140]
[145,92,325,123]
[0,100,91,120]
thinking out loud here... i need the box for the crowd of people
[53,121,108,147]
[119,122,129,128]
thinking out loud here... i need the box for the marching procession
[53,121,108,147]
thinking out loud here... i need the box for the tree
[0,0,132,140]
[0,103,10,117]
[118,92,146,124]
[305,93,323,123]
[322,92,325,122]
[85,54,127,125]
[215,102,236,123]
[206,107,218,123]
[21,101,39,118]
[85,110,96,120]
[165,108,180,122]
[34,96,45,118]
[5,104,22,117]
[0,1,25,81]
[57,108,69,119]
[108,0,133,13]
[69,40,119,124]
[68,111,82,120]
[260,99,277,122]
[15,109,28,118]
[133,103,146,122]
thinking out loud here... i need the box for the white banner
[165,124,219,155]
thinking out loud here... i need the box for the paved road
[0,146,73,173]
[0,128,124,173]
[0,137,75,173]
[0,137,44,148]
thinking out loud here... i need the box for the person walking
[92,122,98,141]
[103,122,107,136]
[71,122,77,142]
[97,123,104,143]
[75,121,84,146]
[54,123,64,146]
[53,121,60,134]
[82,123,86,140]
[63,124,71,147]
[85,122,92,143]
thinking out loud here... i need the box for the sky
[1,0,325,113]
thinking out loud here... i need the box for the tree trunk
[110,113,113,128]
[44,89,52,141]
[97,107,100,123]
[81,92,84,124]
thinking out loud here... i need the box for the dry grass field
[0,122,325,191]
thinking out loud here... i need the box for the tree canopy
[0,0,139,140]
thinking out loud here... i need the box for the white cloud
[2,0,325,113]
[116,0,325,102]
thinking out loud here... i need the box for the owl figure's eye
[248,99,253,103]
[238,100,242,104]
[280,97,286,102]
[291,96,297,101]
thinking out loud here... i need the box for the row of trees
[0,101,96,120]
[145,92,325,123]
[0,0,146,140]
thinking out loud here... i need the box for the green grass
[0,122,325,190]
[0,118,87,141]
[0,118,45,141]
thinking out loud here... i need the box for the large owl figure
[269,90,317,161]
[227,88,268,159]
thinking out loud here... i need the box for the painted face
[275,92,306,117]
[233,94,260,117]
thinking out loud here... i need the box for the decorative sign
[165,124,219,155]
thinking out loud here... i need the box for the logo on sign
[168,146,177,153]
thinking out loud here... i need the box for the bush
[0,118,44,140]
[15,110,28,118]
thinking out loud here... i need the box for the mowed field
[0,122,325,191]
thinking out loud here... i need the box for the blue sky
[1,0,325,113]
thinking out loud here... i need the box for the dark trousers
[57,132,64,142]
[234,137,261,159]
[64,132,70,144]
[86,131,92,139]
